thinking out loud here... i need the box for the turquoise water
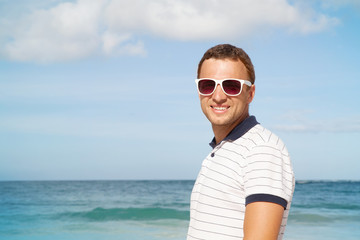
[286,180,360,240]
[1,180,359,240]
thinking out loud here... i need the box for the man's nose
[212,84,227,102]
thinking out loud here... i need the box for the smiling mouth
[211,106,229,111]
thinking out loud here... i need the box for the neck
[212,113,249,145]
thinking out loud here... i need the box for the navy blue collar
[209,115,259,149]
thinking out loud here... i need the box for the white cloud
[101,31,146,56]
[0,0,339,63]
[104,0,339,39]
[2,0,105,62]
[102,31,131,55]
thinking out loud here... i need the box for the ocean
[0,180,359,240]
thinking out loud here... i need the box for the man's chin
[208,118,231,127]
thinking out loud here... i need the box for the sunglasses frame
[195,78,252,96]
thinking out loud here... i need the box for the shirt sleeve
[243,139,294,209]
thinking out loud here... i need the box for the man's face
[198,58,255,129]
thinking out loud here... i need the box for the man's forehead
[199,58,248,77]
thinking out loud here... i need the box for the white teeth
[213,107,227,110]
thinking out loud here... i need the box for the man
[187,44,295,240]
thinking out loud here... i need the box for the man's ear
[247,84,255,104]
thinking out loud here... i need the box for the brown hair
[197,44,255,84]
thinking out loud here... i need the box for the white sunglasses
[195,78,252,96]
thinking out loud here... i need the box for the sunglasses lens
[198,79,216,95]
[223,80,241,95]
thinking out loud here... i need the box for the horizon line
[1,179,359,182]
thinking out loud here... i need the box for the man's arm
[243,201,284,240]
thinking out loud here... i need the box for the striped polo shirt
[187,116,295,240]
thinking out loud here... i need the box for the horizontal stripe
[211,153,245,168]
[190,208,244,221]
[191,199,245,212]
[188,226,241,239]
[194,182,243,200]
[198,173,241,191]
[245,182,293,195]
[231,141,251,151]
[190,216,243,230]
[238,137,257,146]
[245,183,293,196]
[206,160,243,178]
[244,175,293,185]
[247,153,284,162]
[201,166,239,182]
[192,191,243,205]
[245,166,294,176]
[187,233,206,240]
[220,146,247,157]
[251,144,290,157]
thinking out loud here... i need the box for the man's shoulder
[236,124,287,152]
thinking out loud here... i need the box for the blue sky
[1,0,359,180]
